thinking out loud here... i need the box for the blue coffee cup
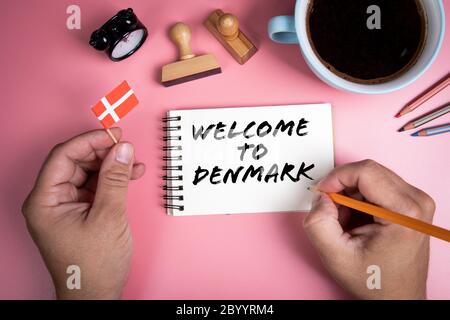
[268,0,445,94]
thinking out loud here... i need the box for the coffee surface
[308,0,426,83]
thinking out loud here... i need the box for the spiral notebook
[163,104,334,216]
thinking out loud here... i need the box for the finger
[77,188,95,203]
[37,128,122,189]
[82,173,99,194]
[90,142,134,218]
[317,160,434,221]
[78,147,117,164]
[131,163,146,180]
[69,164,90,187]
[79,161,144,194]
[303,193,351,256]
[71,159,144,186]
[337,206,352,229]
[343,188,364,201]
[44,183,95,205]
[348,223,381,238]
[53,163,142,205]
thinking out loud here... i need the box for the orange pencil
[395,73,450,118]
[312,191,450,243]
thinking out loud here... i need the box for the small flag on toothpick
[91,80,139,143]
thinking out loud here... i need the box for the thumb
[303,193,348,257]
[92,142,134,216]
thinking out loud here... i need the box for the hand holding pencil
[303,160,437,300]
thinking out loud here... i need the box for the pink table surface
[1,0,449,299]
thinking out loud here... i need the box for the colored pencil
[411,123,450,137]
[308,188,450,243]
[398,103,450,131]
[395,73,450,118]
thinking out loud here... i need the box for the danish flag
[91,81,139,129]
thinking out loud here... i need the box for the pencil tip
[411,132,419,137]
[398,127,405,132]
[395,113,401,118]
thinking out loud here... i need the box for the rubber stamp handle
[170,22,195,60]
[217,13,239,41]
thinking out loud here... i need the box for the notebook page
[165,104,334,216]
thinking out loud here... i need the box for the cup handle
[268,16,298,44]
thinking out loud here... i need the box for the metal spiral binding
[163,175,182,181]
[162,155,182,161]
[163,195,184,201]
[163,185,183,191]
[163,145,182,151]
[163,165,182,171]
[163,136,181,141]
[162,115,184,212]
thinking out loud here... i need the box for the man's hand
[22,128,145,299]
[303,160,435,299]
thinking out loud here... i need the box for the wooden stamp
[161,22,222,87]
[204,9,257,64]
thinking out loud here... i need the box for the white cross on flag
[91,81,139,129]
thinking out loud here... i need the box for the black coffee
[307,0,427,83]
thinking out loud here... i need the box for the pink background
[1,0,449,299]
